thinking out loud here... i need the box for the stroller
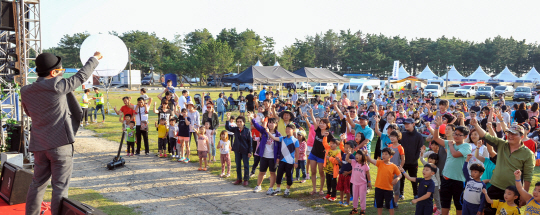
[193,94,202,111]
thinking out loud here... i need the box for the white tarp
[79,34,128,77]
[416,64,438,80]
[494,66,519,82]
[254,60,263,66]
[466,66,491,81]
[439,66,464,81]
[519,67,540,82]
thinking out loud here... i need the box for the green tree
[193,40,234,83]
[55,32,90,68]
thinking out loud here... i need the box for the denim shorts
[308,153,324,163]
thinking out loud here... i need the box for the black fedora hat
[35,53,62,74]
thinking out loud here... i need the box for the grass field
[80,89,539,214]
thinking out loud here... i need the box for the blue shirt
[354,124,374,152]
[259,89,267,101]
[340,153,355,174]
[380,134,391,150]
[416,178,435,206]
[278,136,300,164]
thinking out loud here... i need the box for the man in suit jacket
[22,52,102,215]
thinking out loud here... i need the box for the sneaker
[342,202,348,207]
[233,180,242,185]
[102,120,105,123]
[434,209,442,215]
[184,158,190,163]
[163,154,168,158]
[294,178,299,181]
[329,197,337,201]
[323,194,331,200]
[253,186,262,193]
[283,189,290,197]
[393,201,398,208]
[130,153,134,156]
[134,153,140,156]
[306,173,310,180]
[399,195,405,200]
[272,188,281,196]
[158,154,163,158]
[145,152,149,155]
[266,188,274,195]
[179,157,185,162]
[301,180,306,183]
[350,196,354,202]
[86,122,89,126]
[242,181,248,187]
[249,172,255,178]
[339,201,344,206]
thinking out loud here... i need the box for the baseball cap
[506,125,525,135]
[263,86,267,89]
[403,118,414,124]
[359,115,368,120]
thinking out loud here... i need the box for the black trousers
[276,161,294,186]
[374,138,382,160]
[168,137,177,155]
[189,132,198,148]
[400,164,418,196]
[326,173,337,197]
[251,155,261,173]
[136,125,149,154]
[81,108,88,123]
[252,137,258,154]
[228,134,234,147]
[126,141,135,154]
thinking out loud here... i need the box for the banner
[391,60,399,80]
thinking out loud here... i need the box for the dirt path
[70,129,325,215]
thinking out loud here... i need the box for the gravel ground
[70,128,325,215]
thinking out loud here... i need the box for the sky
[41,0,540,53]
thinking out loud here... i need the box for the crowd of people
[105,80,539,215]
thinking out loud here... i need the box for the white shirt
[535,94,540,103]
[292,93,298,103]
[178,96,187,110]
[263,132,275,158]
[374,90,381,98]
[219,140,230,154]
[134,106,148,126]
[187,110,200,132]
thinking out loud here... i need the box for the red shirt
[523,139,536,153]
[120,105,136,122]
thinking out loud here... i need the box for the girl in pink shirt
[346,149,372,215]
[303,111,320,180]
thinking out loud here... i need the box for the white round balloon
[79,34,128,77]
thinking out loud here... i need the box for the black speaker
[0,1,14,31]
[6,124,22,153]
[0,161,32,205]
[60,197,107,215]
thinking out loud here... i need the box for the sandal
[349,208,358,214]
[319,190,325,195]
[198,168,202,171]
[202,168,207,171]
[310,190,316,195]
[225,174,230,178]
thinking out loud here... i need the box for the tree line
[44,29,540,85]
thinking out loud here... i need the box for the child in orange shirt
[365,147,402,215]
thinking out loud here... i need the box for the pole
[128,48,132,90]
[445,67,449,98]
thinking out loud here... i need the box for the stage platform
[0,201,52,215]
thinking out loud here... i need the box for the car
[447,84,461,94]
[474,86,494,100]
[285,82,311,90]
[207,79,228,87]
[494,85,514,98]
[454,85,478,98]
[231,83,257,92]
[512,86,532,102]
[313,83,334,94]
[141,74,160,85]
[423,84,444,98]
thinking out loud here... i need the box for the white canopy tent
[465,66,491,81]
[494,66,519,82]
[273,61,280,66]
[395,65,411,80]
[439,66,464,81]
[416,64,438,79]
[254,60,263,66]
[519,67,540,82]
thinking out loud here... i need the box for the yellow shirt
[157,124,169,138]
[524,198,540,215]
[323,149,340,174]
[491,200,520,215]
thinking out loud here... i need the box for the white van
[341,79,381,102]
